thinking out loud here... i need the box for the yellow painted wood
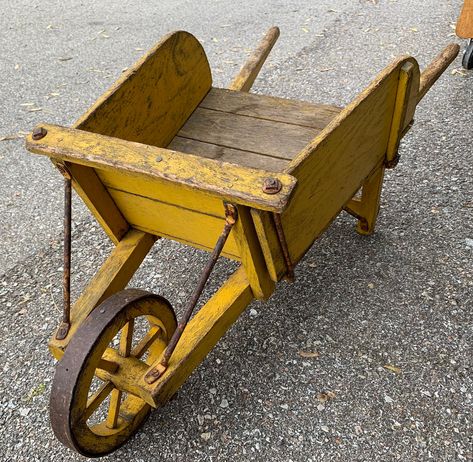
[250,210,282,282]
[49,229,155,359]
[98,169,225,218]
[143,267,253,407]
[232,206,275,299]
[63,295,176,455]
[27,124,297,213]
[386,62,417,164]
[64,162,129,245]
[279,57,420,267]
[106,188,240,259]
[106,389,122,429]
[229,27,280,92]
[75,31,212,147]
[457,0,473,38]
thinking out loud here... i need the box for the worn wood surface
[49,229,155,359]
[63,162,129,244]
[176,107,319,160]
[106,189,240,259]
[75,31,212,147]
[457,0,473,38]
[229,27,280,92]
[169,89,340,172]
[232,206,275,299]
[250,209,281,282]
[28,124,297,213]
[201,87,341,129]
[168,137,289,172]
[281,57,420,267]
[417,44,460,102]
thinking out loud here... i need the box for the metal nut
[32,126,48,140]
[262,177,282,194]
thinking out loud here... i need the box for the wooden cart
[26,28,459,457]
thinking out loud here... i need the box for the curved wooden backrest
[75,31,212,148]
[281,56,420,266]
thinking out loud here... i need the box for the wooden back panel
[75,31,212,147]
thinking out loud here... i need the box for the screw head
[32,127,47,140]
[262,177,282,194]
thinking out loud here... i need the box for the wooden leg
[345,166,385,236]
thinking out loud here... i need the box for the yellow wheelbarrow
[26,28,459,457]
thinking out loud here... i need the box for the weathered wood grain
[27,124,297,213]
[200,87,341,129]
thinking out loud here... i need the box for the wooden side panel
[107,189,240,259]
[75,31,212,147]
[282,57,420,265]
[27,124,297,213]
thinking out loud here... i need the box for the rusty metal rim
[50,289,177,457]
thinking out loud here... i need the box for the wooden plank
[251,209,284,282]
[232,206,275,299]
[107,188,240,259]
[49,229,155,359]
[201,87,341,130]
[456,0,473,38]
[65,162,129,244]
[75,31,212,147]
[168,136,289,172]
[229,27,280,92]
[178,107,318,160]
[97,168,226,219]
[282,57,421,265]
[27,124,297,213]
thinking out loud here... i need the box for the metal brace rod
[56,168,72,340]
[144,203,238,384]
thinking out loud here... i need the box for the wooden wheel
[50,289,177,457]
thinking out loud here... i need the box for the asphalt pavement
[0,1,471,461]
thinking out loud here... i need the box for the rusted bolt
[262,177,282,194]
[32,127,47,140]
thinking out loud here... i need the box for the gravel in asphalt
[0,1,471,461]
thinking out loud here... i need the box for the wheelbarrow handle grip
[229,26,280,92]
[418,43,460,103]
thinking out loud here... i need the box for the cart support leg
[344,166,385,236]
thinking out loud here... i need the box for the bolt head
[32,127,47,140]
[262,177,282,194]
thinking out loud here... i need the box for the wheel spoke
[119,319,134,357]
[106,388,122,429]
[97,358,119,374]
[84,381,114,421]
[131,326,162,359]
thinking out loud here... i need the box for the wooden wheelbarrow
[26,28,459,457]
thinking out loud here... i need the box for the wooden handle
[418,43,460,102]
[229,27,280,92]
